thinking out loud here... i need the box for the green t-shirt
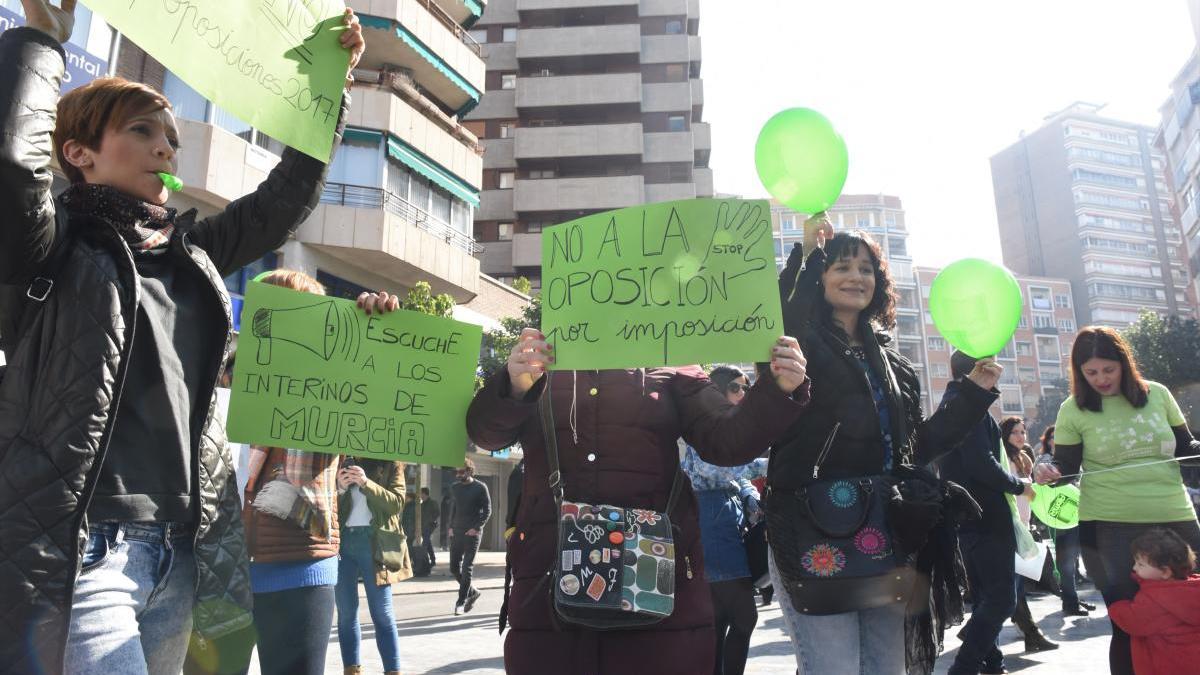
[1055,381,1195,523]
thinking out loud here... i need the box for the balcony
[302,183,482,300]
[480,41,517,70]
[429,0,484,27]
[515,123,643,160]
[511,232,542,267]
[482,137,514,169]
[517,0,638,10]
[354,0,485,113]
[691,78,703,106]
[639,0,689,16]
[694,167,713,197]
[640,35,691,64]
[645,183,695,204]
[351,85,482,188]
[175,119,281,205]
[466,89,516,121]
[642,131,694,163]
[480,240,513,276]
[641,82,691,112]
[517,24,641,60]
[517,73,642,109]
[514,175,645,211]
[479,188,515,221]
[693,121,711,153]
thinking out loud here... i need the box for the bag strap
[539,378,684,515]
[1,232,74,363]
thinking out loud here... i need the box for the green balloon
[928,259,1023,359]
[754,108,848,214]
[1030,483,1080,530]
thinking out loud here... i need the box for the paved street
[246,551,1113,674]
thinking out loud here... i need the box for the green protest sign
[227,282,483,465]
[83,0,350,161]
[541,198,784,370]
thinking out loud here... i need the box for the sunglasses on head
[727,382,751,395]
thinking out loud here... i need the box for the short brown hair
[1070,326,1148,412]
[257,269,326,295]
[1131,528,1197,580]
[54,77,173,184]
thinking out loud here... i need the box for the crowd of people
[2,1,1200,674]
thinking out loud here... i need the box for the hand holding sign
[769,336,808,393]
[19,0,74,43]
[338,8,365,77]
[507,327,554,398]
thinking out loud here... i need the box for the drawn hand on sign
[19,0,75,44]
[507,327,554,398]
[701,200,771,280]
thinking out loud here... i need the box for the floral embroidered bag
[539,390,682,629]
[766,422,916,615]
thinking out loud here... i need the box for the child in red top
[1108,528,1200,675]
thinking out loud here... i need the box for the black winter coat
[0,27,345,673]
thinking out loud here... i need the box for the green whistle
[157,172,184,192]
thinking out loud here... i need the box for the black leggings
[710,578,758,675]
[253,585,336,675]
[1079,520,1200,675]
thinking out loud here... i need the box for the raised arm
[0,24,67,284]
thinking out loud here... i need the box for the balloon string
[1057,453,1200,480]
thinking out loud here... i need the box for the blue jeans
[336,527,401,672]
[768,554,906,674]
[66,521,196,675]
[950,531,1017,674]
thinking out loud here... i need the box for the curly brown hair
[816,231,898,333]
[1131,528,1197,580]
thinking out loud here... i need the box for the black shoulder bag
[539,386,684,630]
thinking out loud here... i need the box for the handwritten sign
[227,282,483,465]
[84,0,350,161]
[541,198,784,370]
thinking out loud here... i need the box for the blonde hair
[257,269,325,295]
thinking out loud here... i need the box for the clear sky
[701,0,1197,268]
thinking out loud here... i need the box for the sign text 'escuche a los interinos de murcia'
[226,282,483,466]
[541,198,785,370]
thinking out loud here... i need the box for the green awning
[463,0,483,26]
[359,15,481,113]
[343,127,382,144]
[387,136,480,207]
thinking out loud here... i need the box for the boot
[344,668,362,675]
[1023,631,1059,653]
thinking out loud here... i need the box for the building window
[667,164,691,182]
[1015,341,1033,356]
[468,29,488,44]
[499,124,515,139]
[1001,389,1024,413]
[1018,315,1029,329]
[499,172,515,189]
[1035,335,1060,362]
[887,236,907,257]
[526,222,544,233]
[502,26,517,42]
[1055,293,1072,309]
[1019,367,1037,383]
[667,115,687,132]
[528,169,556,179]
[665,19,684,34]
[927,336,946,351]
[1029,286,1052,311]
[501,73,516,90]
[665,64,686,81]
[931,363,949,378]
[781,215,796,231]
[856,215,870,227]
[1033,313,1055,329]
[316,270,372,301]
[1058,318,1076,333]
[498,223,513,240]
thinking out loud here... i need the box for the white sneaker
[454,601,464,616]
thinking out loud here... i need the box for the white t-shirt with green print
[1055,381,1196,523]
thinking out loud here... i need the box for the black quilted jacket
[0,27,346,673]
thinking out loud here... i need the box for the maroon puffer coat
[467,366,808,674]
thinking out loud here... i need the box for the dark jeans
[253,584,336,675]
[422,527,437,566]
[1079,519,1200,675]
[1055,527,1082,609]
[450,533,481,604]
[950,531,1017,675]
[710,578,757,675]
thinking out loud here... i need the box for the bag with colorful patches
[766,422,916,615]
[539,391,682,630]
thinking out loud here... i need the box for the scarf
[246,446,340,541]
[59,183,176,254]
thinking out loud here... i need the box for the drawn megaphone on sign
[252,300,362,365]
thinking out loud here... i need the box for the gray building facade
[991,102,1194,327]
[465,0,713,291]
